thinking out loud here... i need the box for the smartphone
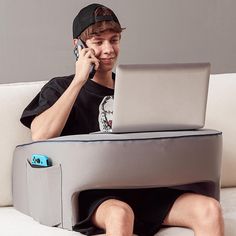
[73,40,96,78]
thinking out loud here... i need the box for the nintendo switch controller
[31,154,51,167]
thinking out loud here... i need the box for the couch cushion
[221,187,236,236]
[0,207,192,236]
[205,74,236,187]
[0,207,79,236]
[0,81,47,206]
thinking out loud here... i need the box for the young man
[20,3,224,236]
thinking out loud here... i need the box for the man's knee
[106,200,135,225]
[92,199,134,229]
[193,196,223,227]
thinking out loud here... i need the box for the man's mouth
[100,58,115,64]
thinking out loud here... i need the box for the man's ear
[73,39,78,47]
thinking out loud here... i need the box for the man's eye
[111,39,119,44]
[94,41,102,45]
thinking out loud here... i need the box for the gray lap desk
[12,129,222,230]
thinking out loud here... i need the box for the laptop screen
[112,63,210,133]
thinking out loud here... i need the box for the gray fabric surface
[13,129,222,230]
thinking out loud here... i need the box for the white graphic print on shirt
[98,96,114,132]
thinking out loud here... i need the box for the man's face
[85,30,121,72]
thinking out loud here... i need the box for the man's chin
[97,64,114,73]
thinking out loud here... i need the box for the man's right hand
[74,47,100,85]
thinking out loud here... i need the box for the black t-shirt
[20,73,115,135]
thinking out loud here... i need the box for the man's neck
[92,71,114,89]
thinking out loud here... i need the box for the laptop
[111,63,210,133]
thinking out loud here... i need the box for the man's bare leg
[92,199,134,236]
[163,193,224,236]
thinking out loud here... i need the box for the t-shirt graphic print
[98,96,114,132]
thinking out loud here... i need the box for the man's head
[73,4,124,72]
[73,3,123,41]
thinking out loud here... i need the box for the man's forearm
[31,78,84,140]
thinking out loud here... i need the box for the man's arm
[31,78,83,141]
[31,48,99,141]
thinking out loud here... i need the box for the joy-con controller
[31,154,51,167]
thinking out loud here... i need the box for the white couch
[0,74,236,236]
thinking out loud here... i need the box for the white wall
[0,0,236,84]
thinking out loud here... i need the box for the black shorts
[73,187,187,236]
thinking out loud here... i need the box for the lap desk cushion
[13,129,222,230]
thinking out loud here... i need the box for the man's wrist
[72,75,86,88]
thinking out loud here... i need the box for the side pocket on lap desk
[26,160,62,227]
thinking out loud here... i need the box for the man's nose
[103,41,114,54]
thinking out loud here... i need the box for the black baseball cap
[73,3,120,39]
